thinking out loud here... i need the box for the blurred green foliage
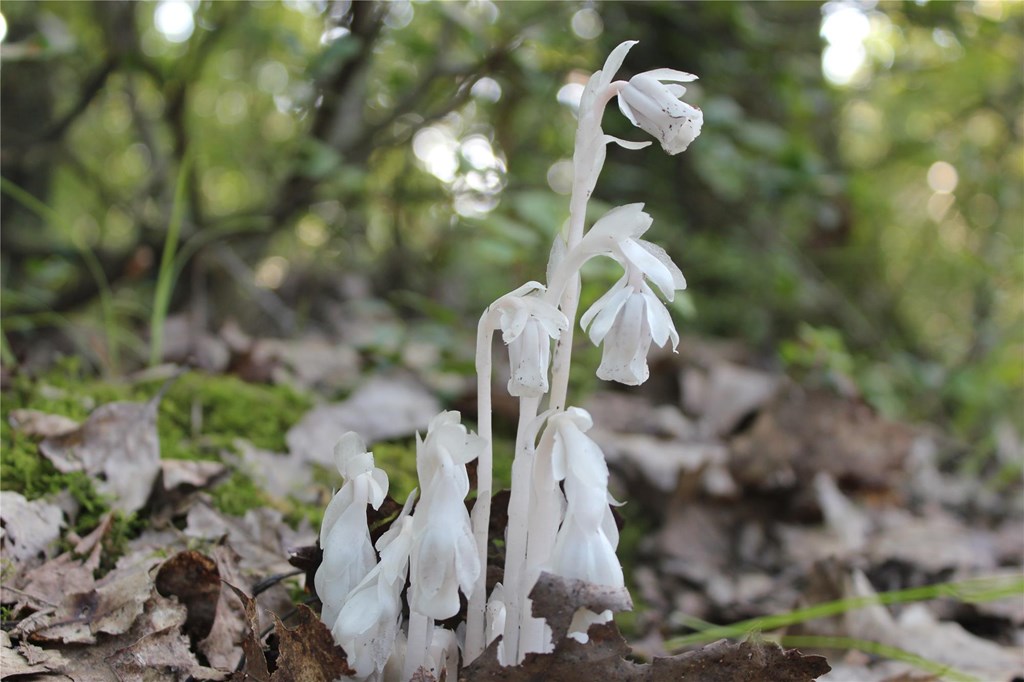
[1,1,1020,465]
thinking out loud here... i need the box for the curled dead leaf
[155,550,222,641]
[39,396,163,514]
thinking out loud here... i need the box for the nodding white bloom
[409,412,485,619]
[577,204,686,385]
[617,67,703,154]
[545,408,622,589]
[580,203,687,302]
[316,433,390,629]
[332,493,416,680]
[495,282,569,398]
[582,277,679,386]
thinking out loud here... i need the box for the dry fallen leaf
[842,570,1024,681]
[6,513,111,618]
[689,361,779,438]
[155,550,222,642]
[286,374,440,466]
[270,604,355,681]
[235,439,313,501]
[10,547,223,682]
[7,408,80,438]
[0,490,64,567]
[185,499,314,576]
[462,573,830,681]
[199,544,250,671]
[730,385,915,492]
[2,629,53,677]
[39,395,163,513]
[225,583,355,682]
[227,582,271,682]
[17,557,160,645]
[594,429,729,495]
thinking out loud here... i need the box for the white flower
[545,408,622,588]
[495,282,569,398]
[618,68,703,154]
[581,278,679,386]
[409,412,485,619]
[332,493,416,680]
[316,433,390,630]
[575,204,686,386]
[581,203,687,302]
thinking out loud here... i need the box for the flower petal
[583,280,632,346]
[585,203,649,244]
[616,95,639,126]
[601,133,652,150]
[637,239,686,290]
[619,238,676,300]
[641,67,698,83]
[601,40,638,85]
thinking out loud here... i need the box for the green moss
[370,441,419,503]
[0,419,110,535]
[2,362,312,525]
[210,471,271,517]
[150,372,312,460]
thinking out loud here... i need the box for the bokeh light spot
[255,256,289,289]
[154,1,194,43]
[571,9,603,40]
[927,161,959,194]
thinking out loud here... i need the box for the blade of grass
[0,177,120,373]
[149,154,191,367]
[0,329,15,366]
[665,574,1024,649]
[778,635,981,682]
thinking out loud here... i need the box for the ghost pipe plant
[317,40,702,679]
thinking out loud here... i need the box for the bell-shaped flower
[331,492,417,680]
[545,408,623,588]
[581,277,679,386]
[409,412,484,619]
[617,68,703,154]
[316,433,390,629]
[494,282,569,398]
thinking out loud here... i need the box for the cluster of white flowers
[316,39,703,679]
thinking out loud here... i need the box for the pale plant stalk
[404,612,433,680]
[486,83,620,664]
[465,310,498,662]
[547,85,620,412]
[498,394,541,662]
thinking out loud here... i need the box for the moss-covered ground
[1,358,314,539]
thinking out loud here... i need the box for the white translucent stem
[499,394,541,664]
[404,612,433,681]
[465,310,497,663]
[547,88,615,412]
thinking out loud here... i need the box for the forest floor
[1,315,1022,681]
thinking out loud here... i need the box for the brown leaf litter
[461,572,830,681]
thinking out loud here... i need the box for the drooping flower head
[332,491,417,680]
[494,282,569,398]
[409,411,486,619]
[618,68,703,154]
[575,204,686,385]
[316,432,390,629]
